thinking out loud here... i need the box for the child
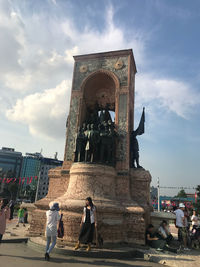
[16,206,25,227]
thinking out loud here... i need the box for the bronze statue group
[74,106,117,166]
[74,105,144,168]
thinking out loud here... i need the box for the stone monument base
[29,163,151,245]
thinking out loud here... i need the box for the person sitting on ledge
[158,220,173,244]
[146,224,178,253]
[145,224,166,251]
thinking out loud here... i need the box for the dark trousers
[149,239,166,249]
[0,234,3,243]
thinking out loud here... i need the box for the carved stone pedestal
[29,163,151,245]
[130,168,152,226]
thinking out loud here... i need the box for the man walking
[174,203,189,250]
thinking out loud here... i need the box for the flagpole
[157,177,160,212]
[35,171,41,202]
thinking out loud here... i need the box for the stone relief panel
[73,56,128,90]
[65,96,79,161]
[117,94,127,161]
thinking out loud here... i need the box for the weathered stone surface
[130,168,152,226]
[65,97,80,161]
[73,56,129,91]
[29,50,151,246]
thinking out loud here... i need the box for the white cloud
[4,73,32,91]
[1,1,200,141]
[136,74,200,119]
[6,80,70,139]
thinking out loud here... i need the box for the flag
[195,192,197,203]
[135,107,145,135]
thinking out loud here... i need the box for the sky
[0,0,200,196]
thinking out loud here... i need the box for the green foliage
[8,183,19,199]
[175,189,187,198]
[194,185,200,214]
[196,185,200,197]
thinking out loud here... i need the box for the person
[158,220,173,244]
[45,202,61,261]
[0,198,10,244]
[9,200,15,220]
[16,206,25,227]
[145,224,166,251]
[24,208,28,224]
[190,210,200,245]
[191,210,198,230]
[174,203,189,250]
[184,207,190,231]
[75,197,97,251]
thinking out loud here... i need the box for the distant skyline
[0,0,200,196]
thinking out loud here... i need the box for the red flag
[6,178,13,184]
[27,176,33,184]
[12,178,16,184]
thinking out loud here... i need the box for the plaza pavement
[2,217,200,267]
[0,243,163,267]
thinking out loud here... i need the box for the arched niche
[80,70,119,125]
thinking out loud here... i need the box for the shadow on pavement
[0,254,155,267]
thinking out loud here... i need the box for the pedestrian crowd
[1,196,200,261]
[146,203,200,252]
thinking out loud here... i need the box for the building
[0,147,22,196]
[150,186,158,200]
[20,152,62,201]
[20,152,42,199]
[36,157,63,200]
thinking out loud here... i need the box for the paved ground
[4,218,29,240]
[0,243,162,267]
[3,218,200,267]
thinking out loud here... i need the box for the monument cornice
[73,49,137,73]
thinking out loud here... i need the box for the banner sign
[0,176,38,185]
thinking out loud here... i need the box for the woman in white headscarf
[45,202,61,261]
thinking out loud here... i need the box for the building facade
[20,153,42,199]
[36,157,63,200]
[20,153,63,201]
[0,147,22,195]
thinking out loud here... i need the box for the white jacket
[46,210,60,236]
[83,206,96,224]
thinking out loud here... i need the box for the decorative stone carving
[114,59,124,70]
[29,50,152,246]
[79,65,88,73]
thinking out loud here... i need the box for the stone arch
[81,69,120,94]
[80,69,119,116]
[79,69,120,124]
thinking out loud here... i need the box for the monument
[29,49,152,245]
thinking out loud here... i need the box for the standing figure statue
[130,131,142,168]
[104,104,112,122]
[100,122,112,164]
[130,107,145,168]
[74,127,86,162]
[85,124,91,162]
[108,120,117,165]
[89,124,99,162]
[85,124,99,162]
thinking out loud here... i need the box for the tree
[196,185,200,198]
[194,185,200,214]
[175,189,187,198]
[8,183,19,200]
